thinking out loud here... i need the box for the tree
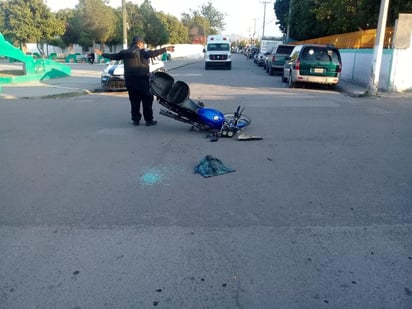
[289,0,317,40]
[197,1,225,33]
[274,0,289,35]
[274,0,412,41]
[76,0,116,50]
[184,1,225,35]
[157,12,189,44]
[106,7,124,51]
[139,0,169,47]
[56,8,79,51]
[180,1,225,43]
[181,12,211,42]
[0,0,65,54]
[313,0,361,35]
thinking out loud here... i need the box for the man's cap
[131,36,144,44]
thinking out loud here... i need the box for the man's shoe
[145,120,157,126]
[132,121,140,126]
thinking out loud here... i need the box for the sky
[45,0,283,39]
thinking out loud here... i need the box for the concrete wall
[389,13,412,92]
[26,43,205,60]
[340,49,393,91]
[390,47,411,92]
[340,14,412,93]
[26,43,84,57]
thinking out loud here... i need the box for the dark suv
[266,44,295,75]
[282,44,342,88]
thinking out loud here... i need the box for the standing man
[95,36,175,126]
[87,52,95,64]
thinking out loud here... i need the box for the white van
[203,35,232,70]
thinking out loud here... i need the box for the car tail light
[336,64,342,72]
[295,59,300,70]
[271,55,275,62]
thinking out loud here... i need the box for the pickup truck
[265,44,295,75]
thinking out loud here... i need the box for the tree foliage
[58,8,83,50]
[181,1,225,37]
[182,13,211,36]
[274,0,412,41]
[123,2,145,45]
[0,0,226,51]
[76,0,116,49]
[157,12,189,44]
[197,1,226,33]
[0,0,65,53]
[274,0,289,34]
[106,8,123,51]
[139,0,169,47]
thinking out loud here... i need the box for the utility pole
[366,0,390,95]
[261,0,271,37]
[286,0,293,43]
[122,0,127,49]
[251,18,257,45]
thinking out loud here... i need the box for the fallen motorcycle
[149,72,251,139]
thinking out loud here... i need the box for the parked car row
[252,43,343,88]
[243,47,259,60]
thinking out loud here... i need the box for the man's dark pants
[126,79,154,122]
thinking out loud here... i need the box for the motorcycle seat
[179,98,201,113]
[167,81,189,104]
[150,71,174,99]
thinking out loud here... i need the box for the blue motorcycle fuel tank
[197,108,225,129]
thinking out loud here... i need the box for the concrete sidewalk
[0,58,391,99]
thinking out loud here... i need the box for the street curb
[0,89,92,100]
[36,90,93,99]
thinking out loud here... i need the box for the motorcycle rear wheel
[223,113,252,129]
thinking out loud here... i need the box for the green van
[282,44,342,88]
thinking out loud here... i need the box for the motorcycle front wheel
[223,113,252,129]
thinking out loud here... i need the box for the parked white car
[101,58,165,91]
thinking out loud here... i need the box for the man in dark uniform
[96,36,174,126]
[87,52,95,64]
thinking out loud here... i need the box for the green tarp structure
[0,32,71,86]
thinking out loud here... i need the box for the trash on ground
[237,134,263,141]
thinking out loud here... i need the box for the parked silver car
[101,58,165,91]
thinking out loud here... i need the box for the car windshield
[302,47,341,63]
[207,43,230,51]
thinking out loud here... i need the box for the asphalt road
[1,54,411,309]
